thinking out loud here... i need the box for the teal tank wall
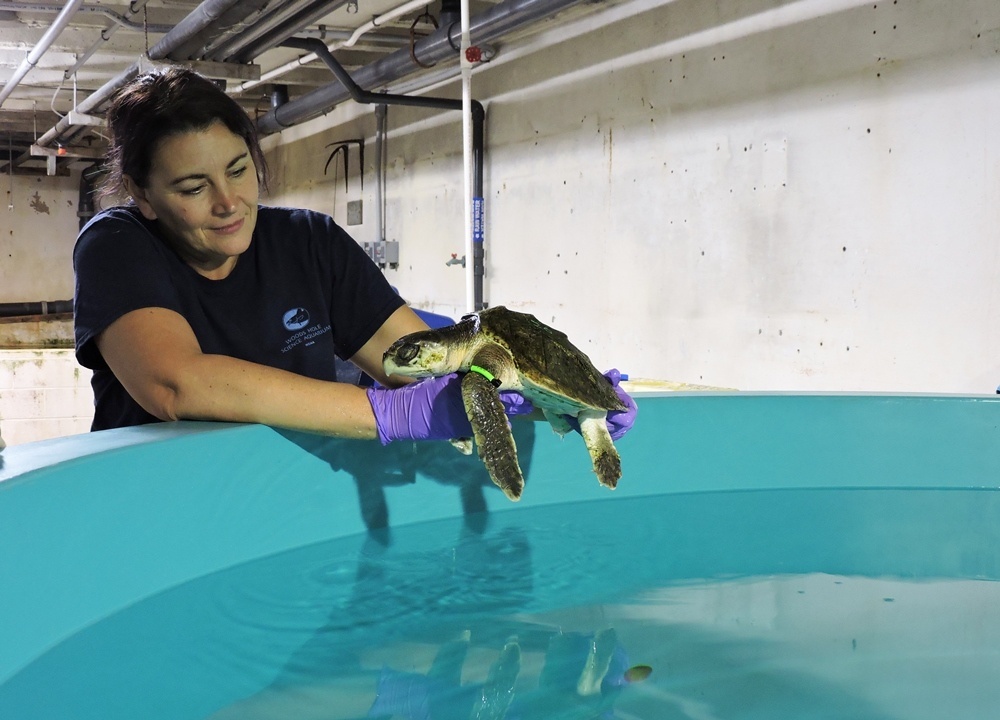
[2,393,999,684]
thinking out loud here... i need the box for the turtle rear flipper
[577,412,621,489]
[461,371,524,501]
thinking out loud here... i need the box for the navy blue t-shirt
[73,204,404,431]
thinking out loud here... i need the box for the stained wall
[3,0,999,445]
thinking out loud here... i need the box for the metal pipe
[63,0,159,80]
[280,37,488,309]
[460,0,475,311]
[280,37,480,114]
[0,2,169,33]
[202,0,333,62]
[233,0,429,94]
[230,0,350,65]
[257,0,586,135]
[149,0,266,60]
[374,104,387,243]
[33,63,139,149]
[0,301,73,318]
[19,0,253,164]
[0,0,86,108]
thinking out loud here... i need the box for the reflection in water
[367,628,632,720]
[3,489,1000,720]
[279,417,537,530]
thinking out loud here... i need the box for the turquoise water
[2,488,1000,719]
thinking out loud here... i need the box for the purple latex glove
[603,368,638,441]
[559,369,637,441]
[366,373,531,445]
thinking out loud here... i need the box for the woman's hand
[366,373,530,444]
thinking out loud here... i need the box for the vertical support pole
[460,0,475,312]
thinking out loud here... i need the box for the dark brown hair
[101,67,268,199]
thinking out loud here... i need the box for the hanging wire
[50,78,67,119]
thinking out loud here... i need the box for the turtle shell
[475,306,626,413]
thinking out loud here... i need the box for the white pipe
[460,0,474,312]
[232,0,431,95]
[0,0,87,108]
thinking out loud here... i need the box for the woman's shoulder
[75,204,158,255]
[254,204,354,247]
[256,204,337,231]
[78,204,153,240]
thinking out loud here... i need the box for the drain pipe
[374,104,387,251]
[234,0,429,94]
[458,0,475,313]
[0,301,74,318]
[258,0,585,135]
[281,37,486,309]
[0,0,86,108]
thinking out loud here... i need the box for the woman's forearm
[166,353,379,438]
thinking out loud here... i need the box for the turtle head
[382,321,476,378]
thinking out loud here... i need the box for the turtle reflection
[369,627,636,720]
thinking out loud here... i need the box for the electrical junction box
[363,240,400,268]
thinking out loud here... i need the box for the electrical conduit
[0,0,86,108]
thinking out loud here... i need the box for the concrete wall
[0,171,90,446]
[3,0,1000,445]
[0,348,93,446]
[0,171,79,303]
[264,0,1000,393]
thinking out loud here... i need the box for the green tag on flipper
[469,365,502,387]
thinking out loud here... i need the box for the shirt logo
[283,307,310,330]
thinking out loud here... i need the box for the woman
[73,68,635,446]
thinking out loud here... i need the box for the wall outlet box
[346,200,363,226]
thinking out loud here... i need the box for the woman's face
[126,121,259,279]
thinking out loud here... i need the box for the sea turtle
[382,305,627,501]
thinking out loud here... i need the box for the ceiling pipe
[148,0,261,60]
[0,0,86,108]
[235,0,430,95]
[7,0,262,170]
[257,0,587,135]
[280,37,482,124]
[202,0,338,62]
[62,0,160,80]
[281,36,487,310]
[231,0,351,65]
[0,2,169,34]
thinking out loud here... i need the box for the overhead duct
[145,0,244,59]
[154,0,274,61]
[258,0,588,134]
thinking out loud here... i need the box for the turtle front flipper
[577,411,622,489]
[461,370,524,501]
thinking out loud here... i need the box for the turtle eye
[397,343,420,362]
